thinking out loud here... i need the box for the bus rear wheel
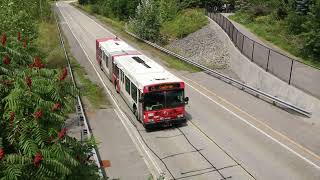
[133,106,138,120]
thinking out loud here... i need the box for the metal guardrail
[55,13,104,178]
[125,30,312,117]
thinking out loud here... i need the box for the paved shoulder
[89,109,150,180]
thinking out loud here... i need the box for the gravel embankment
[166,19,240,79]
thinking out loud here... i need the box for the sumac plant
[0,34,101,179]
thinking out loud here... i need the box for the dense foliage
[231,0,320,63]
[79,0,139,20]
[80,0,213,43]
[0,0,100,179]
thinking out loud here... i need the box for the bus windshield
[143,90,184,111]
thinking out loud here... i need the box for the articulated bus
[96,37,189,129]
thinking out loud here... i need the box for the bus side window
[125,76,131,95]
[131,83,137,102]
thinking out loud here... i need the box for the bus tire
[115,81,119,93]
[143,123,151,132]
[133,105,138,120]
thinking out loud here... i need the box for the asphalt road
[56,2,320,180]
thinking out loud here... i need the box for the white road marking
[60,1,320,171]
[183,79,320,170]
[56,2,163,179]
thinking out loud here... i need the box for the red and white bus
[96,37,189,129]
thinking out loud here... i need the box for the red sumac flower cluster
[2,55,10,65]
[25,76,32,88]
[58,128,67,139]
[1,33,7,46]
[52,102,61,111]
[59,67,68,81]
[34,110,43,120]
[29,56,45,69]
[34,152,43,167]
[0,148,4,160]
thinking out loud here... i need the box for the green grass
[161,8,209,39]
[74,3,200,73]
[56,17,110,109]
[229,12,320,69]
[71,57,110,109]
[35,21,66,68]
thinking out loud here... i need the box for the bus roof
[97,37,137,55]
[114,54,183,90]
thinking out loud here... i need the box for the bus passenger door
[102,52,110,76]
[138,91,143,122]
[108,56,113,80]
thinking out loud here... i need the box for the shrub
[286,12,307,34]
[302,1,320,60]
[161,8,208,39]
[90,4,100,14]
[129,0,161,42]
[159,0,179,23]
[276,6,288,19]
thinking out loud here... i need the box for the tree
[296,0,313,15]
[129,0,161,42]
[302,0,320,60]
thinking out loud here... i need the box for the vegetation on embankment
[71,57,110,109]
[74,2,200,72]
[229,0,320,67]
[0,0,101,179]
[78,0,209,44]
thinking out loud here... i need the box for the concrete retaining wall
[209,18,320,120]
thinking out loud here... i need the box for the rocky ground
[166,19,240,80]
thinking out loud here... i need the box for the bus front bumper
[144,117,186,129]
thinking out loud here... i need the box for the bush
[90,4,100,14]
[276,6,287,19]
[129,0,161,42]
[159,0,179,23]
[286,12,307,34]
[302,1,320,60]
[161,8,208,38]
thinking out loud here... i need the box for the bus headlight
[177,114,184,118]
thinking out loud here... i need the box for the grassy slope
[71,57,110,109]
[36,15,109,109]
[36,21,66,68]
[161,8,209,39]
[61,28,110,109]
[75,3,200,73]
[229,12,320,69]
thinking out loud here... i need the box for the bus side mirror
[184,97,189,104]
[139,97,144,103]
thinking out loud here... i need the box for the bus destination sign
[149,83,180,91]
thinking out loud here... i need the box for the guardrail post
[251,41,255,61]
[235,30,238,47]
[241,35,245,52]
[231,25,234,41]
[266,49,271,71]
[289,59,294,85]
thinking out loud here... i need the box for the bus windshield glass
[143,90,184,111]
